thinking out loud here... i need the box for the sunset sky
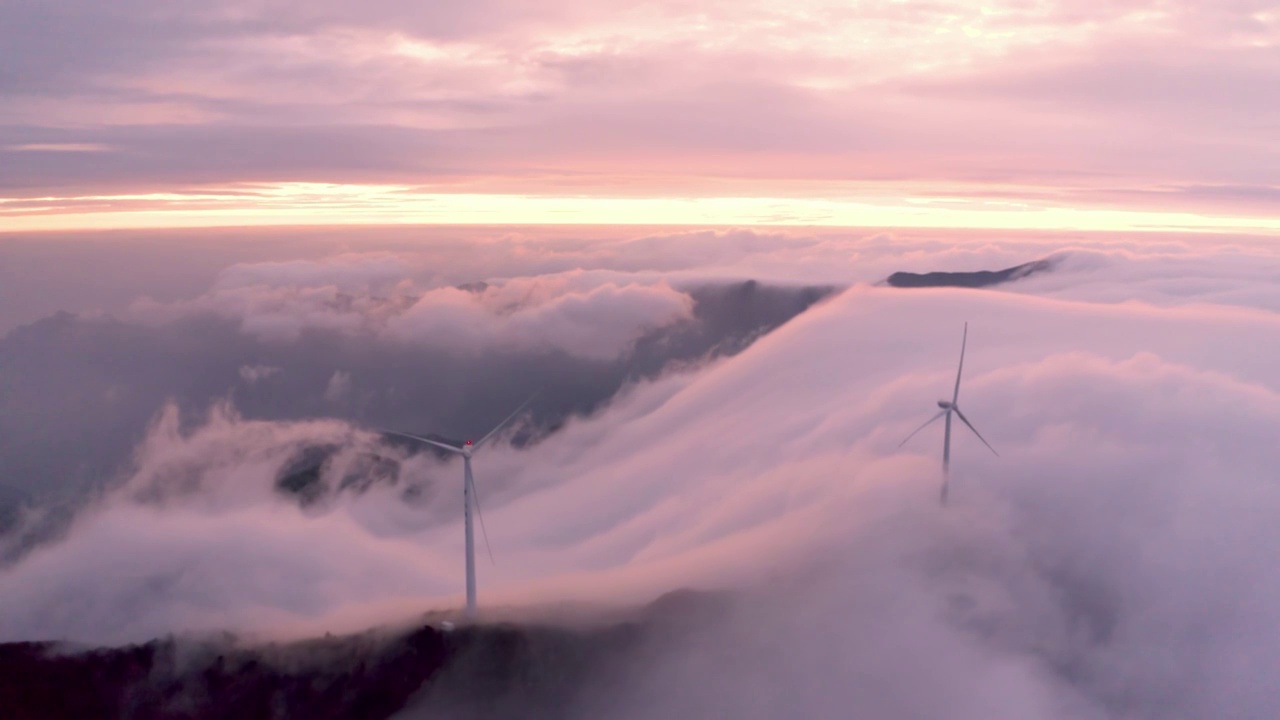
[6,6,1280,710]
[2,0,1278,232]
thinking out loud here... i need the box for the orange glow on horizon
[2,183,1280,235]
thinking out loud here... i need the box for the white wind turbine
[385,394,537,619]
[898,322,998,505]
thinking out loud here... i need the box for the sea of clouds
[1,227,1278,718]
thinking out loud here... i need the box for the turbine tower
[386,394,537,619]
[898,322,998,505]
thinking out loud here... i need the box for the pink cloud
[2,0,1277,225]
[2,228,1280,714]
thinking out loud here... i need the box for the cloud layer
[0,237,841,556]
[2,228,1280,718]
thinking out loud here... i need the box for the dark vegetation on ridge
[0,590,729,720]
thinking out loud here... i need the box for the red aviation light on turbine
[465,440,473,446]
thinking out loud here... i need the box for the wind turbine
[898,322,998,505]
[385,393,537,619]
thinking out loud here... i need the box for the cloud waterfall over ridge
[0,257,835,525]
[2,229,1280,718]
[2,275,1280,716]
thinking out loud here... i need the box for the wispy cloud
[5,143,112,153]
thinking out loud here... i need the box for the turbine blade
[468,472,496,565]
[898,410,947,448]
[383,430,466,455]
[953,408,998,456]
[475,390,541,450]
[952,322,968,405]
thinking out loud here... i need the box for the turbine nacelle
[462,439,474,458]
[936,400,954,409]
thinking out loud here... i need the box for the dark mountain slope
[885,257,1059,289]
